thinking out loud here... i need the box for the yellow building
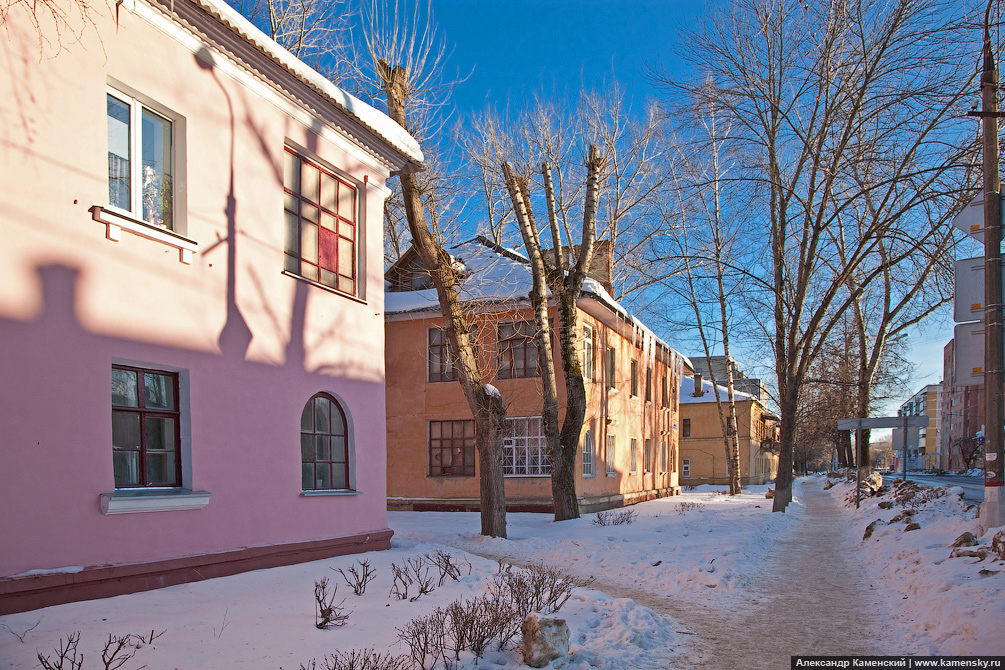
[678,375,779,486]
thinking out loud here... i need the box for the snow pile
[824,474,1005,655]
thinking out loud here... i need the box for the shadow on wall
[0,259,379,401]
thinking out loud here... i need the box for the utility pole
[979,0,1005,534]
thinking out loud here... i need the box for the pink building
[0,0,421,613]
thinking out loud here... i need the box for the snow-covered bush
[674,501,705,515]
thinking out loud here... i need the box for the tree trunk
[772,386,797,511]
[379,61,507,537]
[553,293,585,520]
[837,430,852,468]
[499,150,602,521]
[503,166,563,520]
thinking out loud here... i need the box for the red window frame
[428,419,476,476]
[283,147,357,296]
[111,365,181,488]
[301,393,350,490]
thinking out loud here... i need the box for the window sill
[282,271,366,305]
[90,206,197,264]
[301,489,361,497]
[502,475,551,478]
[100,489,212,514]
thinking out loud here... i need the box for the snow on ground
[823,473,1005,655]
[0,486,790,669]
[389,484,798,609]
[1,478,999,668]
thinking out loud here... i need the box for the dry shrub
[315,578,350,629]
[491,562,592,619]
[292,649,411,670]
[37,630,165,670]
[335,560,377,596]
[424,550,470,587]
[591,508,638,526]
[674,501,705,515]
[389,557,435,602]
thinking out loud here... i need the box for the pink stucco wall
[0,1,397,576]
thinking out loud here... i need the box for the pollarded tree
[501,146,604,521]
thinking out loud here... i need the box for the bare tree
[501,146,604,521]
[361,0,507,537]
[225,0,352,84]
[2,0,109,55]
[657,84,747,494]
[662,0,978,510]
[458,108,516,245]
[838,218,960,468]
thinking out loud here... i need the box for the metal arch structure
[837,416,930,508]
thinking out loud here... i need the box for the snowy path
[598,477,892,668]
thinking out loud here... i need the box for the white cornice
[130,0,417,177]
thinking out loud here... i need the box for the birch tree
[657,85,747,494]
[501,147,604,521]
[662,0,978,510]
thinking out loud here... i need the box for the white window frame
[583,324,595,382]
[630,437,638,474]
[605,434,616,476]
[105,85,184,232]
[582,430,595,477]
[503,416,550,476]
[682,458,690,478]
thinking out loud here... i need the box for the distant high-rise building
[941,339,985,472]
[897,384,941,470]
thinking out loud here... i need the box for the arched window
[301,393,349,490]
[582,430,595,477]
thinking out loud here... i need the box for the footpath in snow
[1,477,1002,669]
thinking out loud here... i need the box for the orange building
[385,238,692,513]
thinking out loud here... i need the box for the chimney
[693,373,704,397]
[588,240,614,294]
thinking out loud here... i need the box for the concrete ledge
[389,489,682,515]
[680,475,775,487]
[0,528,393,615]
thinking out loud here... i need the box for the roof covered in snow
[385,237,691,370]
[190,0,424,167]
[679,375,755,404]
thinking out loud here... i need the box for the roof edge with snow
[183,0,424,168]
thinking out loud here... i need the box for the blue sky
[421,1,959,409]
[430,0,697,115]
